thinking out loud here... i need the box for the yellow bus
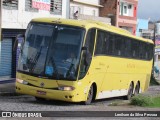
[16,18,154,104]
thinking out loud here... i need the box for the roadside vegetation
[130,95,160,108]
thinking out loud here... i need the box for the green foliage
[148,96,160,107]
[130,95,153,107]
[131,95,160,107]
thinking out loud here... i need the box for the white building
[0,0,69,79]
[70,0,110,23]
[70,0,101,17]
[2,0,68,29]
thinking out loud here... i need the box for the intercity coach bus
[16,18,154,104]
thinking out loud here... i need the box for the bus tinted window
[147,44,154,60]
[85,29,96,55]
[94,29,153,61]
[114,35,125,56]
[95,30,107,54]
[125,38,131,57]
[107,33,115,55]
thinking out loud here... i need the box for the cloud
[138,0,160,21]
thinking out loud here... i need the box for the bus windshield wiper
[49,57,59,79]
[30,46,42,72]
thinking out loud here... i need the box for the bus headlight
[16,79,28,85]
[58,86,75,91]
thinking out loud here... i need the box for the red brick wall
[99,0,117,25]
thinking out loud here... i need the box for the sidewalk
[0,78,16,95]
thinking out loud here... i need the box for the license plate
[37,90,46,95]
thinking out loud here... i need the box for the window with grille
[3,0,18,10]
[25,0,38,12]
[50,0,62,15]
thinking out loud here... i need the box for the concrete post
[66,0,70,19]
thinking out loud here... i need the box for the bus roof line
[31,17,153,44]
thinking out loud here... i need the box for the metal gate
[0,38,12,78]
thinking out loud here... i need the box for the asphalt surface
[0,80,160,119]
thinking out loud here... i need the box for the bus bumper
[16,82,85,102]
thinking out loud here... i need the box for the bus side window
[108,33,115,55]
[144,43,148,60]
[147,44,154,60]
[114,35,125,56]
[78,29,96,79]
[131,40,139,58]
[95,30,106,55]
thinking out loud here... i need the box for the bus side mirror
[13,34,25,52]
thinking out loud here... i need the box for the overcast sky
[138,0,160,21]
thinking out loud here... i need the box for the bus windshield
[18,23,85,80]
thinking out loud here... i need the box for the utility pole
[0,0,2,71]
[0,0,2,40]
[152,21,156,79]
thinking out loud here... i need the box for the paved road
[0,84,160,119]
[0,88,160,111]
[0,94,160,120]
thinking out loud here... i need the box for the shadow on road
[21,95,126,106]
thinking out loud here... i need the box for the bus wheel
[134,82,140,96]
[124,83,134,100]
[84,85,94,105]
[35,97,46,102]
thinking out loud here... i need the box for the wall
[70,2,99,17]
[76,0,99,5]
[136,19,149,37]
[156,23,160,35]
[2,0,67,29]
[117,0,138,35]
[99,0,117,25]
[119,2,134,17]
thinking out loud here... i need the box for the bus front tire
[84,85,94,105]
[134,82,140,96]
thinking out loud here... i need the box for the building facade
[136,19,149,37]
[0,0,68,80]
[156,22,160,35]
[70,0,111,23]
[70,0,101,18]
[100,0,138,35]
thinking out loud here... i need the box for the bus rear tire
[134,82,140,96]
[84,85,94,105]
[124,82,134,100]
